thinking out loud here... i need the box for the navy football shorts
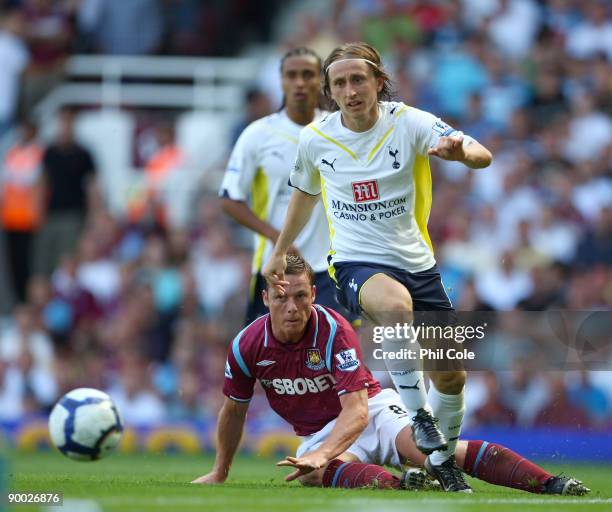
[333,262,454,317]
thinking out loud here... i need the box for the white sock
[427,385,465,465]
[388,368,427,416]
[383,332,427,417]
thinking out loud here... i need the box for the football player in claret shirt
[191,255,588,496]
[264,41,492,491]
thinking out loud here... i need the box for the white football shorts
[295,388,412,469]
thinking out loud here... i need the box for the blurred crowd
[0,0,282,137]
[0,0,610,431]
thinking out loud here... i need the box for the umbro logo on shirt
[348,278,358,293]
[321,157,337,172]
[256,360,276,367]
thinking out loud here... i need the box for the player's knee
[379,294,413,315]
[431,370,466,394]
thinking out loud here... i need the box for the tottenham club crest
[388,145,400,169]
[305,348,325,371]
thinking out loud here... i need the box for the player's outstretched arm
[191,397,249,484]
[277,389,368,482]
[263,189,319,292]
[427,135,492,169]
[221,198,301,255]
[221,198,282,243]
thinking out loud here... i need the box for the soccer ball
[48,388,123,461]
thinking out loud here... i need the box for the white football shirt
[220,109,329,273]
[290,101,475,274]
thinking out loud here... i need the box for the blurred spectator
[129,123,184,228]
[564,93,612,163]
[0,304,57,408]
[495,156,542,239]
[566,1,612,61]
[500,359,551,426]
[0,360,26,420]
[20,0,72,111]
[106,350,165,426]
[361,2,422,57]
[574,207,612,268]
[137,235,182,315]
[191,225,247,317]
[485,0,541,59]
[480,52,529,129]
[75,229,121,306]
[0,304,54,375]
[534,375,590,428]
[513,220,550,270]
[567,370,610,428]
[461,93,499,142]
[33,108,96,275]
[527,67,567,130]
[529,206,579,263]
[543,0,582,38]
[144,123,183,186]
[167,368,208,421]
[50,253,100,338]
[467,205,504,266]
[230,88,272,145]
[431,34,489,117]
[0,119,43,302]
[517,263,566,310]
[475,250,533,310]
[471,371,516,426]
[162,0,204,55]
[571,160,612,224]
[77,0,163,55]
[0,9,29,137]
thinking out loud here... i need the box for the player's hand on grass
[190,471,226,484]
[427,134,465,161]
[276,453,328,482]
[263,252,290,294]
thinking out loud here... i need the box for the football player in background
[219,47,352,325]
[263,41,493,491]
[192,255,588,496]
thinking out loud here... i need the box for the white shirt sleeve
[218,123,261,201]
[289,131,321,195]
[409,108,475,156]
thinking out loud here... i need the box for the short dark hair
[286,254,315,285]
[280,46,322,74]
[267,254,315,289]
[322,42,393,110]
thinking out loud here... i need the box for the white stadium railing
[3,55,263,228]
[35,55,260,116]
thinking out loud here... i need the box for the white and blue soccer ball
[48,388,123,461]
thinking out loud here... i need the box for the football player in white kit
[220,47,353,325]
[264,42,493,492]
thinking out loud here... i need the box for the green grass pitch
[7,452,612,511]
